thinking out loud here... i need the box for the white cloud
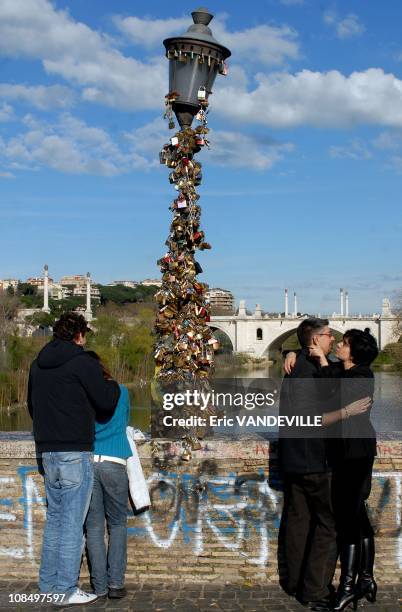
[213,68,402,128]
[125,117,293,171]
[374,131,402,174]
[0,170,15,178]
[114,13,300,67]
[1,110,292,175]
[329,139,372,160]
[0,0,400,137]
[0,83,75,109]
[0,113,131,176]
[0,102,14,122]
[373,130,402,150]
[214,22,299,67]
[207,130,294,169]
[323,11,365,39]
[0,0,165,111]
[113,15,189,49]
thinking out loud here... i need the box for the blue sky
[1,0,402,315]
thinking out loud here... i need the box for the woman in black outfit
[310,328,379,611]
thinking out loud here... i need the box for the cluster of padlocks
[154,88,220,391]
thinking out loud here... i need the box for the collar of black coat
[36,338,84,369]
[343,362,374,377]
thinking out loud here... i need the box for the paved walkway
[0,582,400,611]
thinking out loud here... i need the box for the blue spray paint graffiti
[0,468,400,568]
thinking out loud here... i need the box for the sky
[1,0,402,315]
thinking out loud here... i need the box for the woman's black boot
[333,543,359,611]
[355,536,377,603]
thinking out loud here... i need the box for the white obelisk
[345,291,349,317]
[293,292,298,318]
[285,289,289,318]
[85,272,93,322]
[42,264,50,313]
[340,288,344,317]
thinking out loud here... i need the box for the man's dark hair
[344,328,378,366]
[297,318,329,348]
[53,312,90,341]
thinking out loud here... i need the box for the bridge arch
[262,324,345,360]
[261,327,299,360]
[208,322,234,354]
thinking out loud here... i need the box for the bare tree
[0,290,20,366]
[391,290,402,342]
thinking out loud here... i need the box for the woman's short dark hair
[53,312,90,341]
[344,328,378,366]
[297,318,329,348]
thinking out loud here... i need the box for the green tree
[98,284,157,305]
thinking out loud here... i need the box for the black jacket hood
[37,338,85,369]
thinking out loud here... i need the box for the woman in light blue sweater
[84,352,132,600]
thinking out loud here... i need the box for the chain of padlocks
[153,88,220,460]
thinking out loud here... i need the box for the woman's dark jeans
[85,461,128,595]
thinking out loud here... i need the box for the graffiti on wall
[0,467,401,568]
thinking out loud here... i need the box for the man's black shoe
[309,598,332,611]
[298,596,332,611]
[108,587,127,599]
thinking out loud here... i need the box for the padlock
[219,61,229,76]
[195,136,205,146]
[193,231,203,242]
[177,197,187,209]
[197,86,207,101]
[170,136,179,146]
[199,242,211,250]
[181,449,192,461]
[189,437,202,451]
[168,120,175,130]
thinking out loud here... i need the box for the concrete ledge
[0,434,401,460]
[0,435,400,584]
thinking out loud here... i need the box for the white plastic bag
[126,426,150,511]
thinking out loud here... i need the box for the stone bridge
[209,299,399,357]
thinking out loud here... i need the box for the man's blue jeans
[85,461,128,595]
[39,452,94,596]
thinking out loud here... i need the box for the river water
[1,367,401,435]
[212,366,402,436]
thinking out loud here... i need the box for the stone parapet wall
[0,438,401,584]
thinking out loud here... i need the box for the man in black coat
[278,318,337,611]
[28,312,120,606]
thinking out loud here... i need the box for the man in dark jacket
[28,312,120,606]
[278,318,337,611]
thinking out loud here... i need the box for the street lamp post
[153,8,231,458]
